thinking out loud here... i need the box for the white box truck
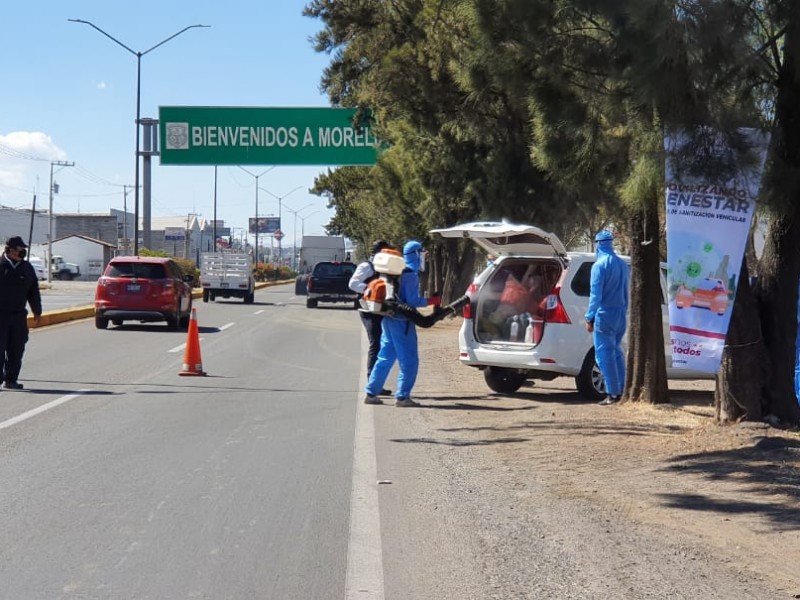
[200,252,255,304]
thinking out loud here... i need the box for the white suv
[432,221,711,400]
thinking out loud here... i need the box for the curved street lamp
[239,166,274,263]
[259,186,303,265]
[283,203,314,270]
[68,19,210,255]
[298,210,321,241]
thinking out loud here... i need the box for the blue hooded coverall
[585,233,629,397]
[365,240,429,400]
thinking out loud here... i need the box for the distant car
[675,278,729,315]
[94,256,193,330]
[28,257,46,281]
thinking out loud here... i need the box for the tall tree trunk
[625,199,670,404]
[440,237,476,303]
[755,215,800,423]
[715,258,766,422]
[753,13,800,425]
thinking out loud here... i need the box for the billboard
[164,227,185,241]
[249,217,281,234]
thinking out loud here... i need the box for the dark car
[306,261,359,308]
[94,257,193,330]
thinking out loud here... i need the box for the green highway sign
[158,106,379,166]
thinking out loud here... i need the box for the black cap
[371,239,390,254]
[5,236,28,249]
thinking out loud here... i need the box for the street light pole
[239,167,274,263]
[68,19,209,255]
[283,203,313,270]
[298,210,320,243]
[260,186,303,265]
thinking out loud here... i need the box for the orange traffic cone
[179,308,206,376]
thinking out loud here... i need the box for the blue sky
[0,1,338,248]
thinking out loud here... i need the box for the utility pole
[27,192,37,249]
[121,185,129,255]
[48,160,75,282]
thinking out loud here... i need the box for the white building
[0,205,49,246]
[31,234,117,281]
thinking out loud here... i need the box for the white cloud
[0,132,67,204]
[97,81,108,90]
[1,131,66,161]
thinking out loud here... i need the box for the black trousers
[0,311,29,384]
[359,311,384,377]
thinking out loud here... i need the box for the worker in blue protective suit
[363,240,440,407]
[584,230,630,406]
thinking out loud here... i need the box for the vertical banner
[665,128,769,373]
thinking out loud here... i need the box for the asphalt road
[3,282,779,599]
[38,280,97,312]
[0,285,367,599]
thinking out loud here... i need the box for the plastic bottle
[510,315,520,341]
[524,320,534,343]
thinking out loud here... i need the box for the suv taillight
[543,286,571,324]
[462,281,478,319]
[462,298,472,319]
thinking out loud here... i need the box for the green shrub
[253,262,296,281]
[173,257,201,288]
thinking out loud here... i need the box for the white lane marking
[168,322,232,353]
[254,310,265,315]
[0,389,92,431]
[168,338,204,354]
[345,334,385,600]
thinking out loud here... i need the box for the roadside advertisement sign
[164,227,186,241]
[664,128,769,373]
[249,217,281,234]
[159,106,380,166]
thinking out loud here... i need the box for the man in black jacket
[0,236,42,390]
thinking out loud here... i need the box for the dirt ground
[414,318,800,597]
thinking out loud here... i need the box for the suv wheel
[95,315,109,330]
[306,298,318,309]
[484,366,526,394]
[166,302,181,330]
[295,275,308,296]
[575,348,606,401]
[179,300,191,329]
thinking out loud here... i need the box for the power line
[0,143,49,162]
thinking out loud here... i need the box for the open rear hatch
[431,222,568,346]
[430,221,568,257]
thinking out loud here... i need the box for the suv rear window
[570,261,594,297]
[313,262,356,277]
[107,262,167,279]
